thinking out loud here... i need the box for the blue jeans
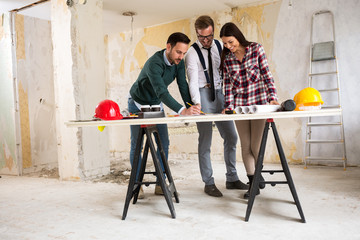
[128,97,169,180]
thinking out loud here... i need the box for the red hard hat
[94,100,123,120]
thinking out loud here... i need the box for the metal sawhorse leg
[245,119,306,223]
[122,124,179,220]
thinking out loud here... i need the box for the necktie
[206,47,215,101]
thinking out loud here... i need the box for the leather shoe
[244,188,260,199]
[226,180,249,190]
[204,184,223,197]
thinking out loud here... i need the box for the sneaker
[226,180,249,190]
[154,185,164,195]
[138,186,145,199]
[204,184,223,197]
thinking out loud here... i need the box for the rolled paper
[236,105,280,114]
[235,106,250,114]
[251,105,281,113]
[247,106,255,113]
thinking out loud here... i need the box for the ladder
[305,10,347,169]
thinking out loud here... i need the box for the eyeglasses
[197,34,214,40]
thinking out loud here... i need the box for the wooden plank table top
[65,109,341,127]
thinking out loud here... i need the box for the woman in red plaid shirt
[220,22,279,199]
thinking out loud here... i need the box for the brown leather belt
[203,83,211,88]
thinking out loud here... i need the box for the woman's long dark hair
[219,22,252,70]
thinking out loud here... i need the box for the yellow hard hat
[294,87,324,111]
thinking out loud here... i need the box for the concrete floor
[1,160,360,240]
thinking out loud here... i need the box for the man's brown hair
[194,15,214,31]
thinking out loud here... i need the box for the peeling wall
[106,0,360,166]
[0,13,19,175]
[0,12,58,175]
[16,14,58,172]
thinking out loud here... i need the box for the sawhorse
[245,119,306,223]
[122,124,179,220]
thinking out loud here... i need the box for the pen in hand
[186,102,205,114]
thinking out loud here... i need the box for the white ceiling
[0,0,261,34]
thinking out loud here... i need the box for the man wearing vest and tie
[185,16,248,197]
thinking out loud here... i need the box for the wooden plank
[65,109,342,127]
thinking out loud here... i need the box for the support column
[51,0,109,180]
